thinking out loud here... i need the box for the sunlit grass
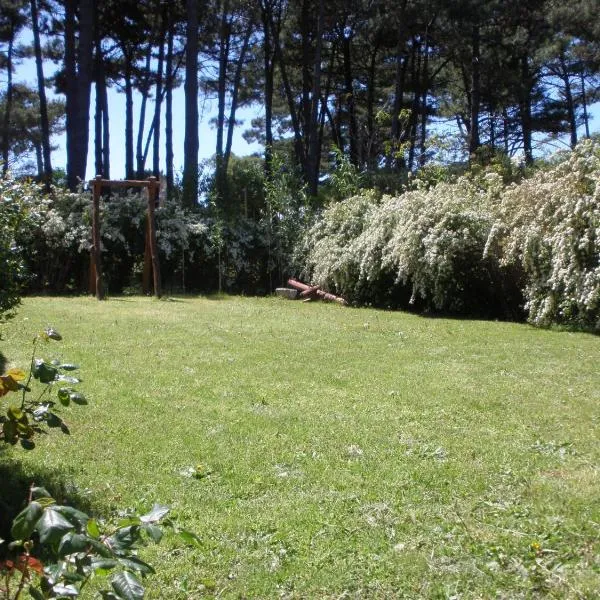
[2,296,599,598]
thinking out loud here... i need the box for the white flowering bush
[0,177,40,321]
[374,173,503,313]
[485,139,600,330]
[303,175,506,313]
[301,192,379,300]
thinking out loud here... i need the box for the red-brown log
[299,286,319,298]
[287,279,347,305]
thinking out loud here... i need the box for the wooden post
[91,175,104,300]
[147,177,162,298]
[142,220,152,295]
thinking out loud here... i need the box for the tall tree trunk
[94,34,108,177]
[183,0,199,208]
[502,107,510,155]
[341,29,357,165]
[519,55,533,165]
[1,22,14,177]
[468,24,481,157]
[123,50,134,179]
[102,84,109,178]
[215,0,231,206]
[165,13,174,196]
[580,71,589,139]
[389,0,408,169]
[64,0,77,186]
[94,62,103,176]
[260,0,275,180]
[224,22,252,177]
[153,6,167,177]
[270,12,305,171]
[419,32,430,168]
[66,0,95,190]
[365,46,378,169]
[307,0,324,196]
[300,0,311,167]
[560,52,577,148]
[407,39,421,171]
[30,0,52,186]
[136,46,152,178]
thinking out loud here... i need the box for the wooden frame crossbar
[89,175,162,300]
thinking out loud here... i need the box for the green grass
[2,296,599,598]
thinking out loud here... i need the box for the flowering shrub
[301,192,379,300]
[485,139,600,330]
[0,178,42,322]
[303,176,507,314]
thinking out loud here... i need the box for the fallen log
[299,286,319,299]
[287,279,348,305]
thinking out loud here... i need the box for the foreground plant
[0,329,199,598]
[1,328,85,450]
[2,488,172,600]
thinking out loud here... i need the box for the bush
[0,178,37,323]
[486,139,600,330]
[302,175,512,315]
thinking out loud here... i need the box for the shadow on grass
[0,455,98,559]
[0,351,6,374]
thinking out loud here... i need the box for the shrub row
[0,178,305,298]
[300,140,600,330]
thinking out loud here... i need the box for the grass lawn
[1,296,599,598]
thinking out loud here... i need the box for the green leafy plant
[0,328,85,450]
[0,329,200,598]
[1,487,177,600]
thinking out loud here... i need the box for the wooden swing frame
[89,175,162,300]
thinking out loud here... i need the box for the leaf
[54,505,90,526]
[117,556,155,575]
[11,502,43,540]
[46,412,64,428]
[2,375,20,392]
[111,571,144,600]
[57,375,81,384]
[140,504,169,524]
[23,556,44,575]
[2,420,17,444]
[45,328,62,341]
[91,558,119,571]
[108,526,139,551]
[86,537,115,559]
[177,529,202,547]
[51,584,78,597]
[58,388,71,406]
[34,497,57,509]
[31,487,52,499]
[58,532,92,557]
[28,586,45,600]
[20,438,35,450]
[33,360,58,384]
[69,392,87,405]
[141,523,162,543]
[117,517,141,528]
[7,405,24,421]
[7,368,26,381]
[35,508,75,546]
[87,519,100,539]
